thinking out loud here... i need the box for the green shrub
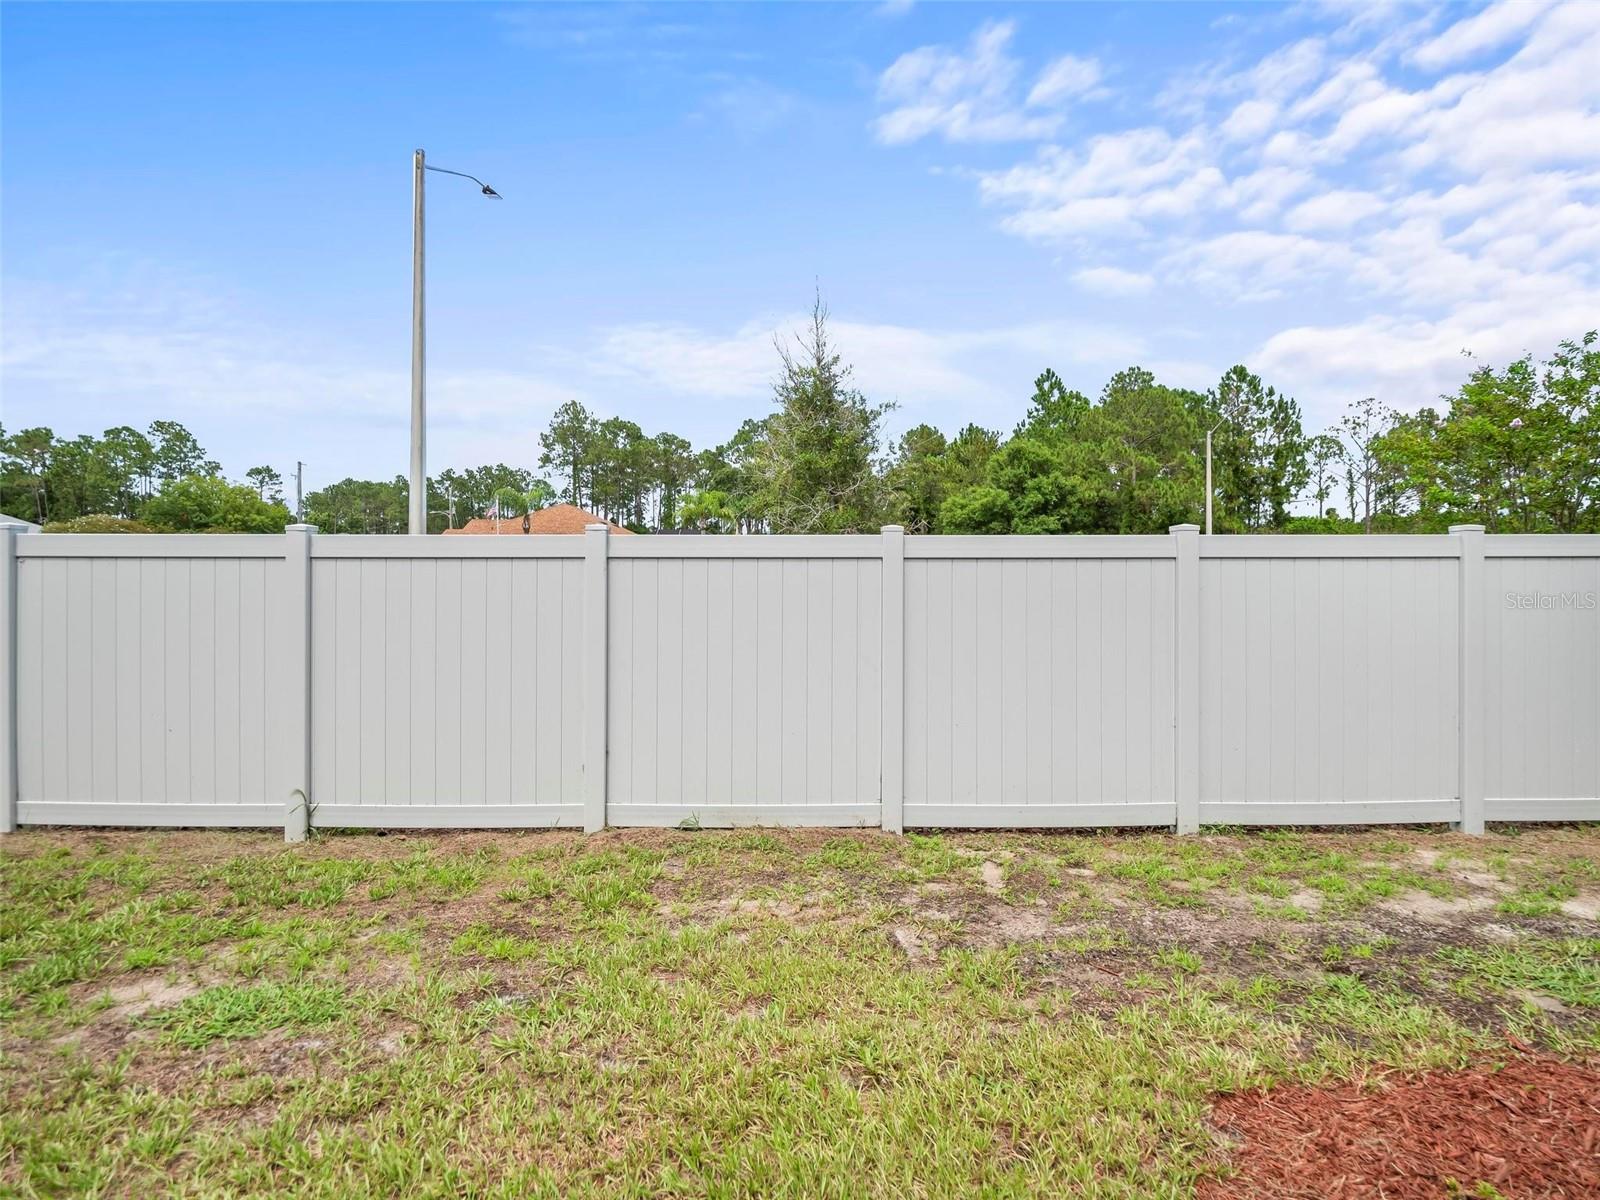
[41,514,160,534]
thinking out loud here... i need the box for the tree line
[5,302,1596,536]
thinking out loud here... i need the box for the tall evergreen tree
[749,296,891,533]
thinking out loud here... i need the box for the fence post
[284,524,317,843]
[0,524,18,835]
[1451,524,1486,835]
[1171,524,1201,834]
[583,524,610,833]
[881,525,905,834]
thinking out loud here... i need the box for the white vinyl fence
[1,522,1596,838]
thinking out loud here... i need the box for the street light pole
[408,151,501,536]
[1205,427,1213,536]
[409,150,427,535]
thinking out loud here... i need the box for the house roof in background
[440,504,633,536]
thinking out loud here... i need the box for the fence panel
[1481,546,1600,821]
[307,542,587,827]
[902,544,1178,827]
[4,526,1597,836]
[15,539,286,826]
[1198,545,1460,825]
[605,547,882,827]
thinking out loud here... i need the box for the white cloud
[694,78,802,137]
[977,129,1223,238]
[593,321,775,399]
[1220,98,1278,142]
[1284,188,1386,231]
[886,5,1600,423]
[1256,275,1600,424]
[1409,0,1553,71]
[0,263,589,484]
[1028,54,1104,106]
[1165,231,1357,299]
[1071,266,1155,296]
[591,311,1148,419]
[874,22,1104,145]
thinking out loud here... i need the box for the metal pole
[409,149,427,535]
[295,461,305,523]
[1204,428,1213,536]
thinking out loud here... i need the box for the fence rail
[1,521,1595,839]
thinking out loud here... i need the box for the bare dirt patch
[95,973,206,1019]
[1561,894,1600,921]
[1202,1055,1600,1199]
[1378,890,1498,924]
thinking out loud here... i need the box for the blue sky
[4,1,1598,493]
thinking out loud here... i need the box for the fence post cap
[1169,523,1201,534]
[1448,524,1487,534]
[585,523,610,532]
[285,523,320,534]
[881,524,905,533]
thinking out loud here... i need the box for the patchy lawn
[2,824,1597,1198]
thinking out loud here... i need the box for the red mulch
[1200,1056,1600,1199]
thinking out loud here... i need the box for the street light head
[481,184,501,198]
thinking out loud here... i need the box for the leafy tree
[525,479,556,511]
[40,435,125,520]
[1095,367,1203,532]
[430,465,544,531]
[942,367,1199,533]
[939,484,1012,533]
[679,489,738,533]
[1017,368,1090,438]
[750,296,892,533]
[889,423,1003,532]
[99,426,157,511]
[305,477,408,533]
[1204,367,1308,531]
[1374,332,1599,532]
[1307,433,1343,519]
[143,476,292,532]
[245,465,284,503]
[698,418,768,532]
[539,401,596,507]
[1335,396,1397,534]
[653,432,696,530]
[148,420,219,483]
[0,425,55,522]
[887,424,949,533]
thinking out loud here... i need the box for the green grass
[3,825,1597,1198]
[146,980,348,1047]
[1437,938,1600,1008]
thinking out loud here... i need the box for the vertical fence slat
[881,526,905,833]
[283,525,316,842]
[1453,524,1485,834]
[583,524,609,832]
[0,526,16,833]
[1172,525,1200,834]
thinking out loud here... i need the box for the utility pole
[296,461,306,524]
[409,150,500,536]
